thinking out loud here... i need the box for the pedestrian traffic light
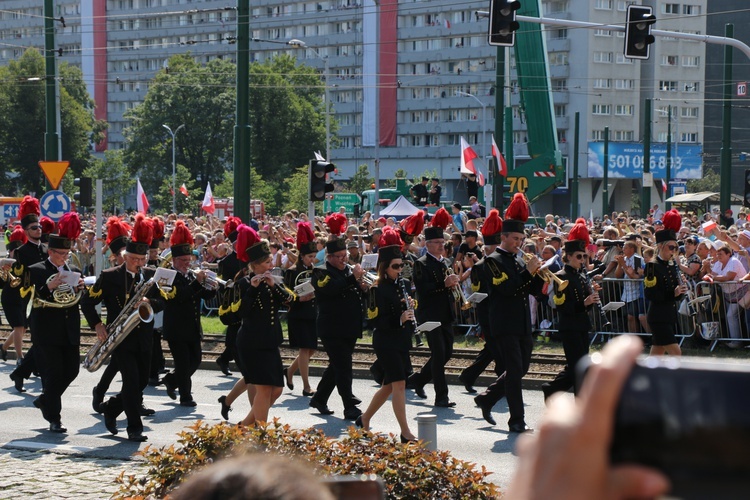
[74,177,92,207]
[744,169,750,208]
[488,0,521,47]
[624,5,656,60]
[309,160,335,202]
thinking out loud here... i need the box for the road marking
[2,440,94,454]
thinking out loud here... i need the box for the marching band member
[215,216,244,376]
[82,214,162,442]
[160,221,215,407]
[484,193,544,432]
[644,209,686,356]
[5,197,46,392]
[542,219,599,399]
[147,216,166,384]
[91,216,131,412]
[284,221,318,396]
[406,207,458,407]
[358,227,417,442]
[309,215,368,421]
[28,212,85,433]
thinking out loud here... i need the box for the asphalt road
[0,361,552,491]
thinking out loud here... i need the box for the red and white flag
[459,136,485,186]
[136,179,149,214]
[492,135,507,176]
[202,182,215,214]
[662,179,668,194]
[180,183,189,197]
[444,19,451,29]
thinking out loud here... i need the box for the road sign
[40,190,71,221]
[38,161,70,190]
[324,192,361,215]
[738,82,747,97]
[3,204,19,219]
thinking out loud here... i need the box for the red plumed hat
[235,223,269,263]
[39,216,55,235]
[378,226,404,262]
[224,216,242,242]
[106,216,131,255]
[399,210,425,244]
[150,217,165,249]
[170,220,194,257]
[127,213,153,255]
[425,207,451,240]
[49,212,80,250]
[7,225,27,252]
[503,193,529,234]
[656,208,682,243]
[481,209,503,245]
[19,195,40,228]
[565,218,590,253]
[326,213,347,236]
[296,221,316,255]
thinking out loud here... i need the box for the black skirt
[1,292,26,328]
[374,346,410,385]
[287,317,317,349]
[650,321,678,346]
[236,345,284,387]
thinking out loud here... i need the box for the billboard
[587,142,702,179]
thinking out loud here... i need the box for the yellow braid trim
[492,272,508,286]
[316,274,331,288]
[87,286,103,299]
[19,286,33,299]
[160,286,178,300]
[644,276,657,288]
[219,304,230,316]
[366,306,378,320]
[553,293,565,306]
[231,299,241,312]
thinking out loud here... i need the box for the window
[593,51,613,63]
[513,131,528,144]
[594,29,612,37]
[662,55,678,66]
[549,53,568,65]
[615,53,633,64]
[657,132,675,142]
[615,79,635,90]
[554,105,567,117]
[595,0,613,9]
[591,130,608,141]
[594,78,612,89]
[659,81,678,92]
[592,104,611,115]
[552,79,568,91]
[616,1,629,11]
[681,132,698,143]
[615,104,634,116]
[681,107,699,118]
[683,5,700,15]
[614,131,634,141]
[684,82,700,92]
[663,3,679,14]
[682,56,699,67]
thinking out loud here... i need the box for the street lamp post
[163,123,185,214]
[456,91,489,210]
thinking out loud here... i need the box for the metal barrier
[693,280,750,351]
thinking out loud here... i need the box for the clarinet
[398,277,423,347]
[580,268,611,331]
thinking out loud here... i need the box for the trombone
[523,253,569,291]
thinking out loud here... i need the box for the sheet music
[58,270,81,287]
[154,267,177,287]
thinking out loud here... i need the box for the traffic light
[624,5,656,60]
[74,177,92,207]
[488,0,521,47]
[501,183,512,209]
[309,160,335,202]
[744,169,750,208]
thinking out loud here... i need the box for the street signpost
[38,161,70,190]
[40,190,72,221]
[324,193,361,215]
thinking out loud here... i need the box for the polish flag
[662,179,668,194]
[180,183,189,197]
[136,179,149,214]
[459,136,485,186]
[444,19,451,29]
[202,182,215,214]
[492,135,507,176]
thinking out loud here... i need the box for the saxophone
[82,276,156,372]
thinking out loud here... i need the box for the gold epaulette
[366,305,378,320]
[19,286,33,299]
[87,285,103,299]
[492,272,508,286]
[160,286,178,300]
[470,282,480,293]
[316,274,331,288]
[553,293,565,306]
[644,263,657,288]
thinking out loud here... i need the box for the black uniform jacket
[4,240,46,304]
[413,252,454,324]
[28,259,82,346]
[485,248,544,337]
[217,251,244,282]
[470,257,491,328]
[284,264,316,321]
[159,271,215,341]
[81,264,164,352]
[312,262,364,339]
[367,278,412,352]
[236,274,292,350]
[644,257,683,325]
[552,265,593,332]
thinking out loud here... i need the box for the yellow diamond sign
[38,161,70,190]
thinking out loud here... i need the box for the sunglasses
[28,225,42,230]
[666,244,678,251]
[571,254,585,260]
[390,263,404,270]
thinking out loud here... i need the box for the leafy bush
[115,420,500,499]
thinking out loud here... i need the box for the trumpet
[522,253,569,291]
[347,264,377,286]
[445,267,472,311]
[0,266,20,287]
[188,268,227,290]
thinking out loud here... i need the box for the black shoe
[9,370,25,393]
[148,377,161,387]
[474,395,496,426]
[218,395,232,421]
[0,346,7,362]
[139,405,156,416]
[104,412,118,435]
[302,390,316,397]
[33,396,50,422]
[284,367,294,390]
[434,399,456,408]
[509,423,533,433]
[409,383,427,399]
[180,399,197,407]
[127,433,148,442]
[49,422,67,433]
[92,386,104,413]
[354,415,364,428]
[459,375,477,394]
[541,384,554,402]
[343,407,362,421]
[216,358,232,376]
[349,395,362,406]
[309,399,334,415]
[400,435,417,444]
[163,375,177,400]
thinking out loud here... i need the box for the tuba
[83,276,155,372]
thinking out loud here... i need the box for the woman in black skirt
[283,222,318,396]
[357,229,417,442]
[233,225,295,426]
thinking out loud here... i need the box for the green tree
[148,163,199,215]
[347,164,374,195]
[686,168,720,193]
[283,166,323,214]
[0,49,105,195]
[82,150,133,212]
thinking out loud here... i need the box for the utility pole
[43,0,59,163]
[720,24,734,213]
[233,0,251,222]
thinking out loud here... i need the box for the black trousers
[484,334,532,426]
[149,328,165,378]
[407,323,454,402]
[96,357,119,393]
[459,337,503,385]
[543,329,590,396]
[102,347,151,435]
[13,345,38,380]
[313,337,358,409]
[35,342,80,423]
[165,336,202,401]
[216,323,239,365]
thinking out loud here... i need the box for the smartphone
[579,356,750,500]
